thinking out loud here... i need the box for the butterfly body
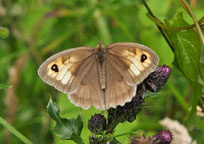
[96,43,106,64]
[95,42,107,91]
[38,42,159,110]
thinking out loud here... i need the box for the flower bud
[108,83,146,124]
[88,114,106,134]
[89,136,104,144]
[107,65,171,133]
[150,130,173,144]
[130,130,172,144]
[122,93,143,122]
[145,65,171,92]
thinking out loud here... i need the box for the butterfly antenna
[109,31,123,40]
[84,32,100,44]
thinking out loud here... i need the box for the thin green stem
[0,116,33,144]
[0,84,11,89]
[141,0,174,52]
[106,114,126,134]
[185,83,202,123]
[114,132,135,138]
[166,83,189,113]
[177,0,204,47]
[90,0,112,45]
[147,14,204,31]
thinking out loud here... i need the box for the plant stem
[177,0,204,47]
[0,116,33,144]
[90,0,112,45]
[167,83,189,113]
[141,0,174,52]
[106,114,126,134]
[114,132,135,138]
[185,82,202,123]
[147,14,204,31]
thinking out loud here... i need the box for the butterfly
[38,42,159,110]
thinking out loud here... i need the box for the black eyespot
[141,54,147,62]
[51,64,58,72]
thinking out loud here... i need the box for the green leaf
[198,63,204,86]
[0,84,11,89]
[0,116,33,144]
[164,12,201,82]
[0,26,9,38]
[47,99,84,144]
[185,82,202,125]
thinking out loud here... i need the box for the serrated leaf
[164,12,200,82]
[47,99,84,144]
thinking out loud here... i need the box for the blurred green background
[0,0,203,143]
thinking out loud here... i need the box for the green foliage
[198,63,204,86]
[0,116,33,144]
[0,26,9,38]
[185,82,202,124]
[164,12,200,82]
[47,99,83,143]
[0,84,10,89]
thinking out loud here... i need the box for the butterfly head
[96,42,105,50]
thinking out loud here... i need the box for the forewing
[105,59,137,108]
[106,42,159,85]
[68,60,105,110]
[38,47,94,94]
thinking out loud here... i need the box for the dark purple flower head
[150,130,173,144]
[89,135,121,144]
[130,130,172,144]
[106,65,171,134]
[130,135,148,144]
[89,136,104,144]
[108,93,143,124]
[108,83,146,124]
[88,114,106,134]
[158,131,172,142]
[145,65,171,92]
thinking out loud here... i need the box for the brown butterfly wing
[68,60,105,109]
[105,59,137,108]
[104,42,159,108]
[38,42,159,110]
[38,47,95,94]
[106,42,159,85]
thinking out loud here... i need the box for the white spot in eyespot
[62,71,72,84]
